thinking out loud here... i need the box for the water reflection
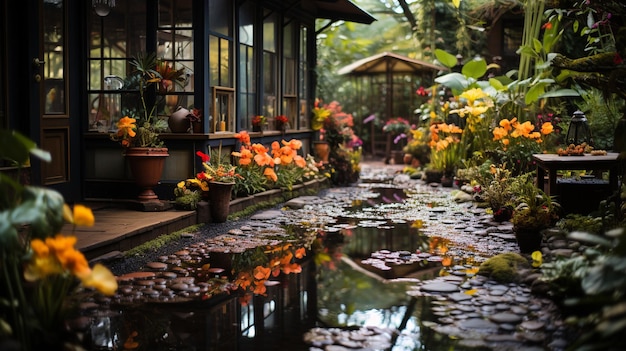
[81,186,485,350]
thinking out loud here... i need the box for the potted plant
[510,175,560,253]
[194,145,242,222]
[275,115,289,133]
[110,52,172,203]
[426,122,464,186]
[251,115,267,132]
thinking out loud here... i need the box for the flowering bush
[428,122,464,173]
[271,139,308,190]
[231,131,277,196]
[1,130,117,349]
[491,117,557,175]
[383,117,412,143]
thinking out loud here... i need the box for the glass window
[263,11,277,124]
[87,0,143,132]
[209,0,232,36]
[298,25,309,130]
[43,0,66,115]
[238,2,256,130]
[157,0,195,119]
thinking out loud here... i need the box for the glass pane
[220,38,231,87]
[239,45,254,93]
[284,58,296,95]
[158,0,173,27]
[209,36,219,86]
[173,30,193,60]
[239,1,254,46]
[263,52,275,94]
[43,0,65,114]
[174,0,193,27]
[263,12,275,53]
[209,0,232,36]
[283,20,294,58]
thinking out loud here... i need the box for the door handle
[33,58,45,67]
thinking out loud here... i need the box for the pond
[75,181,566,350]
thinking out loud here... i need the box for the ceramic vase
[208,181,234,223]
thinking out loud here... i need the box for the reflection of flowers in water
[313,230,345,271]
[233,243,306,305]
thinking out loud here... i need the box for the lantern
[565,110,592,146]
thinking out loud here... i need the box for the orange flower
[263,167,278,182]
[254,152,275,167]
[294,155,307,168]
[492,126,508,141]
[295,247,306,259]
[251,143,268,154]
[233,148,253,165]
[282,139,302,150]
[235,272,253,289]
[540,122,553,135]
[234,131,251,145]
[253,265,271,280]
[283,263,302,274]
[253,282,267,295]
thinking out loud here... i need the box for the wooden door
[36,0,75,199]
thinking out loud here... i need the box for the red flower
[197,172,207,180]
[196,151,210,162]
[276,115,289,124]
[614,53,623,65]
[541,22,552,30]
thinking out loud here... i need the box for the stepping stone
[448,292,473,302]
[489,312,522,324]
[420,282,459,293]
[457,318,499,331]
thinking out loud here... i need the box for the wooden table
[532,153,620,196]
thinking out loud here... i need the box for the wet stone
[520,321,545,331]
[457,318,499,332]
[448,292,473,302]
[421,282,459,293]
[489,312,522,324]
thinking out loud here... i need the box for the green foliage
[540,227,626,350]
[478,253,530,283]
[557,214,604,235]
[233,163,269,197]
[576,88,624,150]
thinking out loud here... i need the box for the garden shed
[337,52,445,160]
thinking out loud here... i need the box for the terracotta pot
[124,147,169,201]
[403,153,413,165]
[514,228,543,253]
[313,141,330,163]
[208,181,234,223]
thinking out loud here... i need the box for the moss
[124,224,204,257]
[478,253,530,283]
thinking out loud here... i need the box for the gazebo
[338,52,445,160]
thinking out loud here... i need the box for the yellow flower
[459,88,488,105]
[63,204,95,226]
[80,263,118,296]
[73,204,95,226]
[531,251,543,267]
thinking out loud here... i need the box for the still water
[85,186,482,350]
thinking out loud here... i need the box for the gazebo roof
[337,52,446,75]
[313,0,376,25]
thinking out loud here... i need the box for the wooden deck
[66,204,197,261]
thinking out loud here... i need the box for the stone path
[71,162,579,350]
